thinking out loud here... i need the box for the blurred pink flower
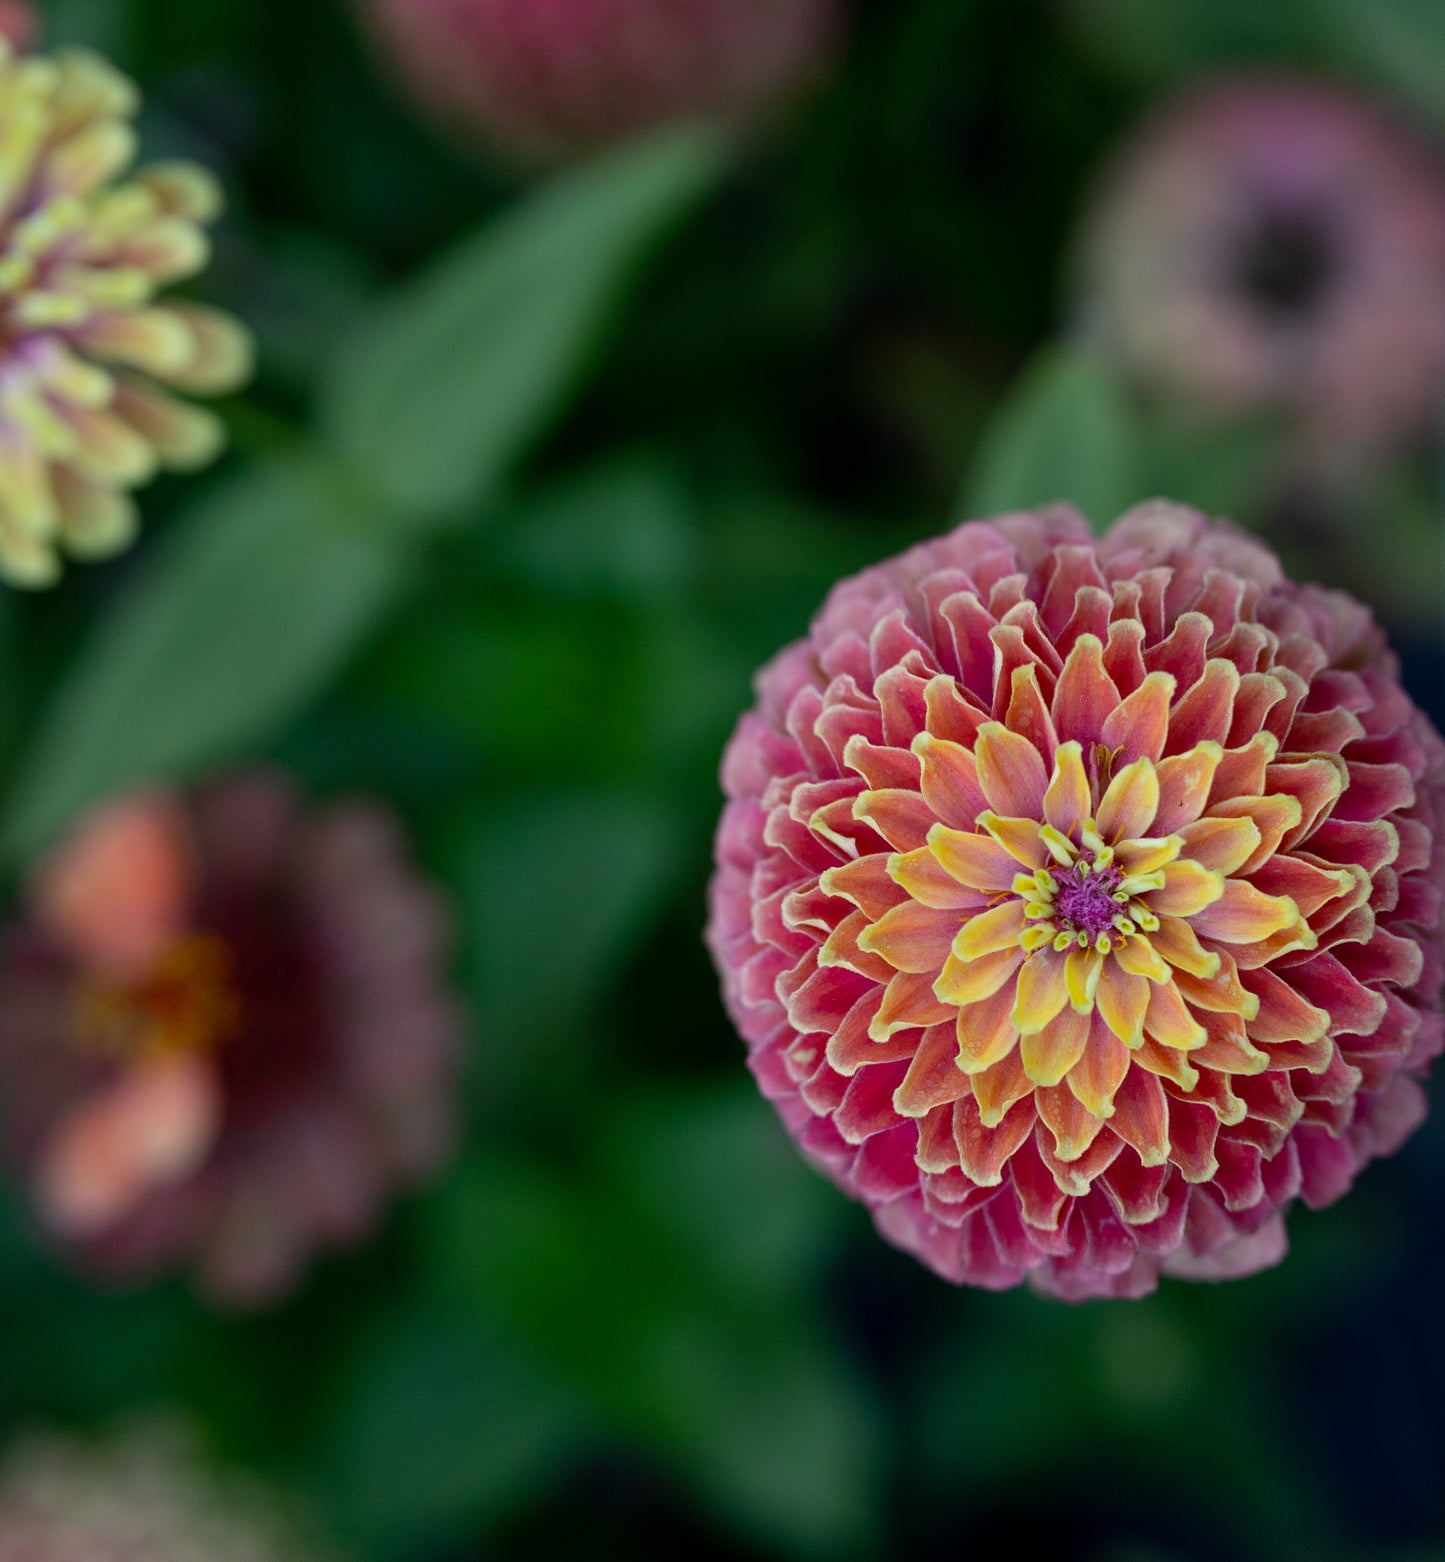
[0,1419,336,1562]
[0,774,463,1308]
[709,503,1445,1298]
[0,1,35,51]
[1074,78,1445,464]
[357,0,841,160]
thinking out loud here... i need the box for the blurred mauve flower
[0,1,34,51]
[0,773,462,1308]
[0,39,253,586]
[0,1419,336,1562]
[709,503,1445,1298]
[1073,78,1445,468]
[357,0,841,161]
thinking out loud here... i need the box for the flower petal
[974,721,1049,818]
[1190,881,1301,944]
[886,847,983,910]
[1095,959,1150,1045]
[1144,980,1207,1050]
[1096,757,1160,843]
[1036,1083,1106,1163]
[858,900,962,973]
[1101,670,1175,764]
[956,982,1020,1073]
[978,812,1048,867]
[1066,1013,1131,1116]
[913,732,989,829]
[953,898,1026,960]
[927,824,1023,893]
[1109,1067,1170,1166]
[893,1022,970,1117]
[1011,948,1071,1035]
[1153,742,1223,833]
[1148,916,1220,979]
[1042,740,1091,835]
[1148,859,1224,917]
[1020,1003,1090,1085]
[935,945,1023,1006]
[1175,815,1261,875]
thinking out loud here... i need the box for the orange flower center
[74,934,238,1064]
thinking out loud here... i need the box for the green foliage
[0,458,408,860]
[321,130,731,526]
[962,344,1144,526]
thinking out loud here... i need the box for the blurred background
[1,0,1445,1559]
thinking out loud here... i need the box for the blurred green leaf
[493,455,698,601]
[459,789,688,1054]
[962,344,1143,526]
[1319,0,1445,126]
[431,1152,883,1557]
[0,458,408,861]
[322,128,731,526]
[326,1309,582,1553]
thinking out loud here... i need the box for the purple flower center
[1050,861,1124,938]
[1234,207,1335,322]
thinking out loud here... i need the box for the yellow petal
[952,899,1026,960]
[1042,741,1091,835]
[1095,757,1160,843]
[1148,859,1225,917]
[1010,948,1071,1035]
[934,946,1022,1007]
[1021,1005,1090,1086]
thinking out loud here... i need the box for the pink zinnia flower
[0,1419,336,1561]
[708,503,1445,1298]
[0,774,462,1308]
[0,1,35,51]
[1074,78,1445,463]
[357,0,841,160]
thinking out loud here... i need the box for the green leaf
[325,1309,582,1552]
[962,344,1143,527]
[431,1154,883,1557]
[321,128,730,526]
[0,458,408,862]
[458,789,687,1049]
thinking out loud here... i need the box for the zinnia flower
[0,1,34,51]
[1073,78,1445,464]
[0,38,252,586]
[708,503,1445,1298]
[0,773,462,1307]
[357,0,840,161]
[0,1419,335,1562]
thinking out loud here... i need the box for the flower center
[1050,859,1125,937]
[74,934,238,1064]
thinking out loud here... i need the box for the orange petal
[1042,741,1091,835]
[1095,959,1150,1045]
[1100,670,1175,764]
[1109,1067,1169,1166]
[1067,1013,1131,1116]
[1051,633,1118,748]
[1011,948,1071,1035]
[953,898,1026,960]
[1144,981,1207,1050]
[1036,1082,1106,1163]
[858,901,962,974]
[971,1047,1035,1127]
[1148,916,1220,979]
[1113,835,1183,876]
[978,812,1048,868]
[1190,880,1301,944]
[913,732,988,829]
[1153,742,1223,833]
[1206,794,1302,874]
[1114,935,1169,982]
[935,945,1023,1006]
[893,1023,970,1117]
[1176,815,1261,875]
[36,1053,221,1238]
[1096,757,1160,844]
[871,969,957,1039]
[927,824,1023,893]
[34,793,193,976]
[1020,1003,1090,1085]
[954,1094,1035,1186]
[956,982,1020,1073]
[885,848,982,911]
[1148,859,1224,917]
[974,721,1049,818]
